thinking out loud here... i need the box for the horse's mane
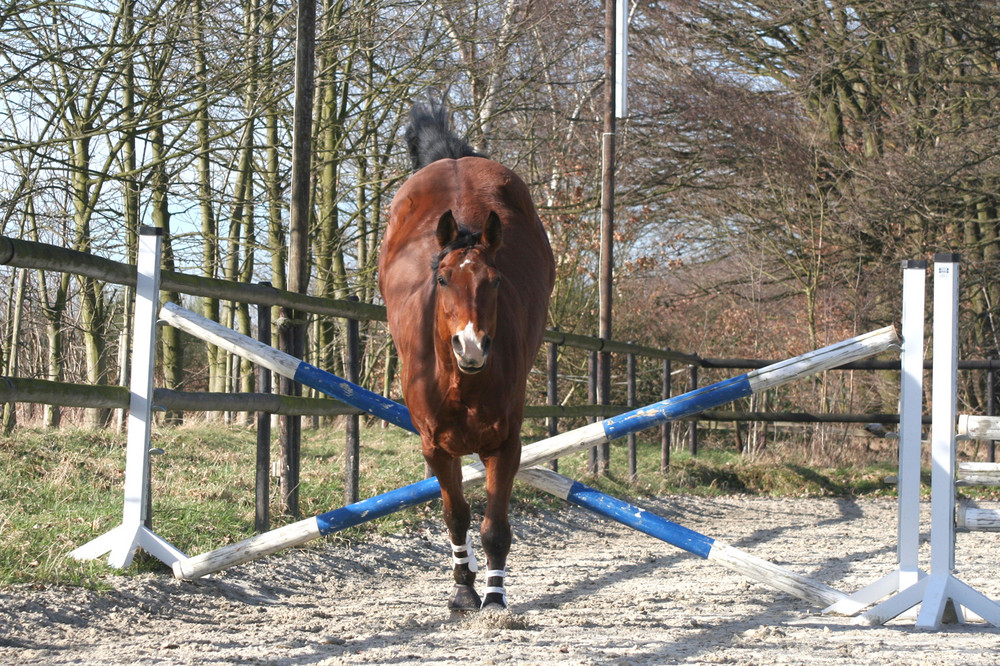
[405,99,485,171]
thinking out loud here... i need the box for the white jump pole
[69,227,187,569]
[163,301,897,591]
[841,260,927,611]
[859,254,1000,628]
[958,415,1000,443]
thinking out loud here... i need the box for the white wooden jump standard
[162,301,895,612]
[858,254,1000,629]
[838,261,928,612]
[69,227,187,569]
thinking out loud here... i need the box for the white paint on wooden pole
[956,462,1000,487]
[707,542,861,614]
[615,0,628,118]
[957,415,1000,441]
[956,506,1000,531]
[174,518,321,580]
[161,302,301,379]
[748,326,899,393]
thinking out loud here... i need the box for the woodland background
[1,0,998,442]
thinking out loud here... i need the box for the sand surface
[3,495,1000,664]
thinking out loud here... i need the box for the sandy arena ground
[2,495,999,665]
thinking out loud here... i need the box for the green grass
[2,424,997,589]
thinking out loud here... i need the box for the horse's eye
[491,276,501,289]
[437,275,448,287]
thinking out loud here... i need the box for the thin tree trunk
[2,269,28,432]
[117,0,139,432]
[281,0,317,517]
[195,0,224,405]
[151,108,184,424]
[32,201,69,428]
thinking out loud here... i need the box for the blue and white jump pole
[162,302,895,612]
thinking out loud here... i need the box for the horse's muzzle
[452,330,491,374]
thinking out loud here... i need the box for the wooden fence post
[278,306,302,517]
[255,286,272,533]
[547,332,559,472]
[989,358,996,464]
[588,350,598,474]
[598,350,611,475]
[627,350,637,480]
[688,365,698,457]
[345,298,361,504]
[661,359,671,471]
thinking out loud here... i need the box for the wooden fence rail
[0,235,700,364]
[8,233,994,531]
[4,376,926,428]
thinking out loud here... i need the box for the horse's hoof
[448,584,482,611]
[481,593,507,612]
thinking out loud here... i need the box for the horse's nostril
[482,336,492,355]
[452,334,462,353]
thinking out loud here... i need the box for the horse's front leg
[424,446,481,611]
[479,442,520,610]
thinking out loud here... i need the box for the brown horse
[378,102,555,611]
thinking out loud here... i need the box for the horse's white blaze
[453,320,486,366]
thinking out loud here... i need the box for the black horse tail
[405,99,485,172]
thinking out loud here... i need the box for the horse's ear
[483,211,503,252]
[436,210,458,248]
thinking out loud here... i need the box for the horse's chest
[428,400,509,457]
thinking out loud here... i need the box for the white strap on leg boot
[450,534,478,572]
[483,569,507,608]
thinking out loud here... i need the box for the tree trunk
[151,109,185,424]
[2,269,28,432]
[195,0,224,405]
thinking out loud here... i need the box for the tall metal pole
[597,0,616,475]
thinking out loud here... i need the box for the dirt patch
[2,496,999,664]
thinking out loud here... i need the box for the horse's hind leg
[424,447,481,611]
[480,444,519,610]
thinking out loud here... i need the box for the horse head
[431,209,503,375]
